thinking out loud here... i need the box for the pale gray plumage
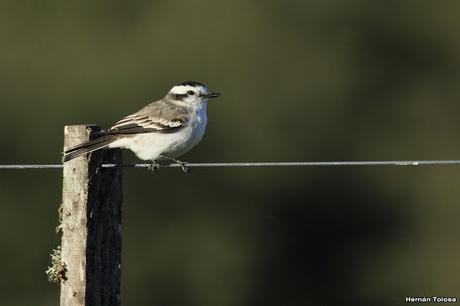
[63,81,220,163]
[109,99,189,134]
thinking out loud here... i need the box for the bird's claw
[146,162,160,173]
[159,155,191,174]
[179,162,191,174]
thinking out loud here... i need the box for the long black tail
[63,134,117,162]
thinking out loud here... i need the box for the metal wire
[1,160,460,169]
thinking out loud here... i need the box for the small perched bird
[63,81,220,171]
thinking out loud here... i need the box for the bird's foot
[179,161,191,174]
[146,161,160,173]
[159,155,191,174]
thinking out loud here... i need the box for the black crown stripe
[178,80,205,87]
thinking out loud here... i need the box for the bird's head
[167,81,220,105]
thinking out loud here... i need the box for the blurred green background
[1,1,460,305]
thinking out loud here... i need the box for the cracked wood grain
[61,125,122,306]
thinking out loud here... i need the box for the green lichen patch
[45,246,67,283]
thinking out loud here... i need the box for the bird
[63,81,220,172]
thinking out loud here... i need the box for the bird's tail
[62,134,117,162]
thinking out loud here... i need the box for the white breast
[164,101,208,158]
[109,102,208,161]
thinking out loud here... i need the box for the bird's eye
[187,90,194,95]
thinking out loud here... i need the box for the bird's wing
[107,100,190,135]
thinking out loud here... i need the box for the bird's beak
[203,91,221,99]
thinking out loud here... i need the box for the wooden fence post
[60,125,123,306]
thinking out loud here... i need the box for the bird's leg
[159,155,191,174]
[146,160,160,172]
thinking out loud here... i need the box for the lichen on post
[60,125,122,306]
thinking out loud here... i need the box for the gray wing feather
[108,100,189,134]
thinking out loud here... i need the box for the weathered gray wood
[61,125,122,306]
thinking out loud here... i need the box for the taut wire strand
[1,160,460,169]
